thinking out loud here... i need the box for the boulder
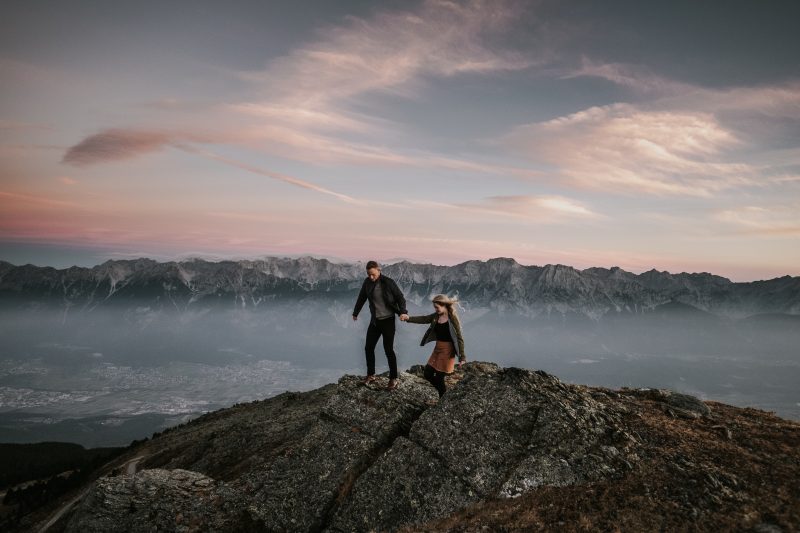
[244,371,438,531]
[327,366,638,532]
[63,469,244,532]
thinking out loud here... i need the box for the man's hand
[399,314,409,322]
[352,315,358,321]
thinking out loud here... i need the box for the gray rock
[630,387,711,417]
[56,363,643,533]
[407,367,549,495]
[321,373,437,439]
[245,372,438,531]
[326,436,476,533]
[63,469,244,532]
[326,365,638,531]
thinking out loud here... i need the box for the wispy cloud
[62,1,543,182]
[561,56,694,95]
[412,194,600,222]
[221,0,540,172]
[171,143,363,204]
[216,0,544,174]
[503,104,754,196]
[712,205,800,236]
[503,57,800,196]
[61,127,374,204]
[246,0,533,105]
[523,60,800,195]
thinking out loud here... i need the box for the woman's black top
[434,320,453,343]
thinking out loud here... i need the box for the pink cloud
[712,205,800,236]
[220,0,543,174]
[562,57,695,95]
[542,62,800,195]
[413,194,601,221]
[172,143,363,204]
[60,1,546,183]
[503,104,756,196]
[246,0,534,105]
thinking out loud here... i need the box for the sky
[1,0,799,281]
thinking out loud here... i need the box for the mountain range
[1,256,798,319]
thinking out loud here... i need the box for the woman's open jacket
[406,312,466,362]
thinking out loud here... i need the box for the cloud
[538,60,800,195]
[247,0,533,105]
[61,126,371,204]
[220,0,542,173]
[62,129,176,166]
[171,143,363,204]
[61,1,546,183]
[712,205,800,236]
[561,57,694,95]
[223,117,543,177]
[413,194,600,222]
[503,104,754,196]
[61,2,543,181]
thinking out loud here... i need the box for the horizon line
[1,254,796,283]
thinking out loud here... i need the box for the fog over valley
[1,257,798,447]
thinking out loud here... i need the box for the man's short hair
[366,260,380,271]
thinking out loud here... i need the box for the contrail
[172,142,363,205]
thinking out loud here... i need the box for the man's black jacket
[352,274,408,325]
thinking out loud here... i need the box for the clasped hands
[352,314,410,321]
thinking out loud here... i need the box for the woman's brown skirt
[427,340,456,373]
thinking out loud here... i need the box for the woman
[401,294,466,397]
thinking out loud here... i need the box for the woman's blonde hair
[432,294,459,318]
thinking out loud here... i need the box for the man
[352,260,409,390]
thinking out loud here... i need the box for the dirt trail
[37,453,149,532]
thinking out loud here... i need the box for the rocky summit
[31,363,800,532]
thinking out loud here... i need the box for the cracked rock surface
[51,362,800,532]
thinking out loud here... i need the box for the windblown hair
[432,294,459,318]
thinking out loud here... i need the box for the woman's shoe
[386,378,399,390]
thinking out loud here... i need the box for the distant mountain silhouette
[1,256,798,319]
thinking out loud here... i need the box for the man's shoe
[386,378,399,390]
[361,375,376,385]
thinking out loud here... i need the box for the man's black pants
[365,316,398,379]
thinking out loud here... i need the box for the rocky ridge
[31,362,798,532]
[2,256,799,318]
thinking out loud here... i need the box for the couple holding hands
[352,260,465,396]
